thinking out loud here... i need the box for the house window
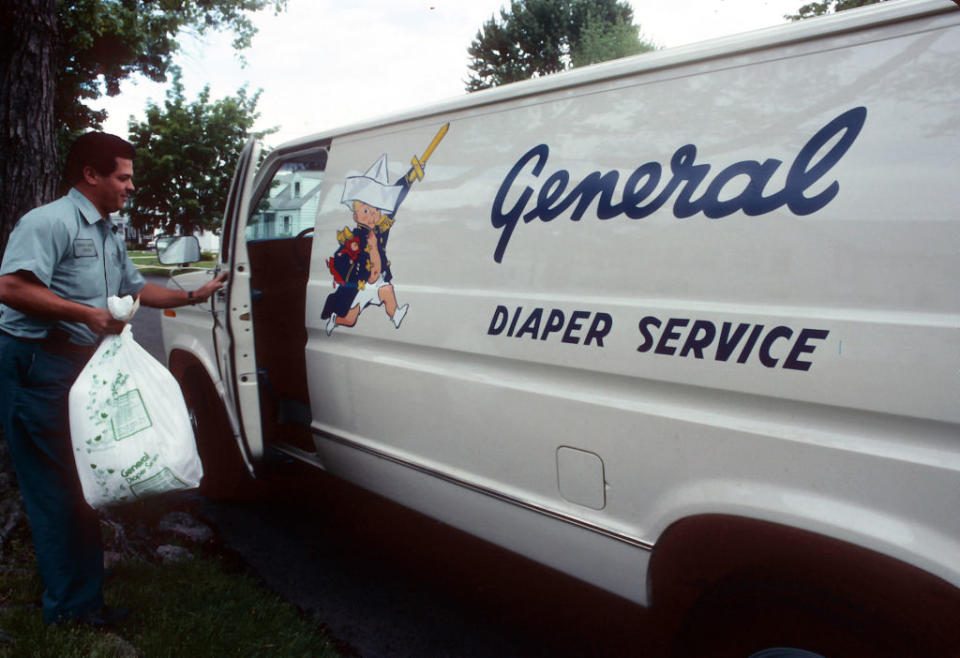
[283,216,292,234]
[294,182,301,197]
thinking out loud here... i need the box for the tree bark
[0,1,57,527]
[0,0,59,258]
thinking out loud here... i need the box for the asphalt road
[129,295,165,362]
[131,277,667,657]
[197,463,664,658]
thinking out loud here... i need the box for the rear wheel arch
[647,514,960,657]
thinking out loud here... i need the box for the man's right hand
[84,307,126,335]
[0,271,126,334]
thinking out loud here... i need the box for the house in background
[193,229,221,252]
[111,171,326,252]
[113,214,221,253]
[246,170,324,240]
[111,214,144,245]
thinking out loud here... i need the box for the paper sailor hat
[340,154,402,216]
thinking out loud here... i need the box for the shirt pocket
[54,244,107,304]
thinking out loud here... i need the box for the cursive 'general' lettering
[490,107,867,262]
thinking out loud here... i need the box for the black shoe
[75,606,132,629]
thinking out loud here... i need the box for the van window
[246,153,327,242]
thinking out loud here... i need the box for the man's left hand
[137,272,229,309]
[191,271,228,304]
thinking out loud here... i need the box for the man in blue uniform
[0,132,225,626]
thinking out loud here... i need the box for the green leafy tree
[126,69,274,236]
[787,0,887,21]
[0,0,286,256]
[466,0,656,92]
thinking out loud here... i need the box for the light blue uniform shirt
[0,188,146,345]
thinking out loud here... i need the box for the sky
[100,0,806,147]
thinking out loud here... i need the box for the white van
[161,1,960,654]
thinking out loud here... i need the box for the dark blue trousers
[0,333,104,622]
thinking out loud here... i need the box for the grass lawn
[128,250,218,277]
[0,254,340,656]
[0,502,343,657]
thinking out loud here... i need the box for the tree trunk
[0,1,57,527]
[0,0,59,259]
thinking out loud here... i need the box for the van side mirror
[156,235,202,265]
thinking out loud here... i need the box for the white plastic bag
[69,298,202,508]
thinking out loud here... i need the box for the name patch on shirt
[73,239,98,258]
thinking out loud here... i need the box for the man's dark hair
[63,132,136,187]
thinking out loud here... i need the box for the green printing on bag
[75,335,188,505]
[83,433,114,453]
[120,451,159,485]
[83,460,131,505]
[110,388,153,441]
[130,467,188,498]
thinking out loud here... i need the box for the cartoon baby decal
[321,124,448,335]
